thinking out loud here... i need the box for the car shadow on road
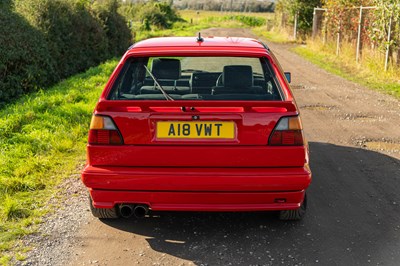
[101,142,400,265]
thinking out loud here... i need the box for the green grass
[0,59,118,262]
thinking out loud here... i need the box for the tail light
[88,115,123,145]
[269,116,304,146]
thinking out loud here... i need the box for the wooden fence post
[336,19,341,56]
[293,11,298,40]
[385,13,393,71]
[312,8,318,39]
[356,6,363,63]
[323,14,328,45]
[312,8,327,40]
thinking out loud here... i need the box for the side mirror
[284,72,291,83]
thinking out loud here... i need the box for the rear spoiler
[96,100,298,113]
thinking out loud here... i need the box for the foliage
[321,0,399,63]
[15,0,110,78]
[92,0,132,56]
[0,0,131,104]
[370,0,400,56]
[132,10,269,42]
[175,0,275,12]
[120,2,260,41]
[119,1,183,30]
[323,0,374,42]
[199,15,266,27]
[0,2,56,103]
[266,0,400,78]
[1,195,30,221]
[224,15,266,27]
[276,0,322,35]
[276,0,400,65]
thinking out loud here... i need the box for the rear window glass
[108,56,283,101]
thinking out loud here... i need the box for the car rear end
[81,37,311,220]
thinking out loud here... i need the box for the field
[134,10,273,41]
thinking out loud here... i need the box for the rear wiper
[143,65,174,101]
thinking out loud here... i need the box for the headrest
[223,65,253,88]
[151,58,181,80]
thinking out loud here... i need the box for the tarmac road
[32,28,400,266]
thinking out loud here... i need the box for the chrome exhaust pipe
[133,205,149,218]
[119,204,134,218]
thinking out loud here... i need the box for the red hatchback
[81,35,311,220]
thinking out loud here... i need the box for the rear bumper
[82,166,311,211]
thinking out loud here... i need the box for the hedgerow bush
[0,1,56,102]
[119,1,184,31]
[16,0,110,78]
[226,15,266,27]
[0,0,132,104]
[92,0,132,56]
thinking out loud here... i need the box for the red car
[81,35,311,220]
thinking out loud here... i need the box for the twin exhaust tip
[119,204,149,218]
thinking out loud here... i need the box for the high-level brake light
[88,115,123,145]
[269,116,304,146]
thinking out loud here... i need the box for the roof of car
[131,36,268,50]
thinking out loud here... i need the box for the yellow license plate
[157,121,235,139]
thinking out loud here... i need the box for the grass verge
[260,30,400,99]
[258,27,400,99]
[0,59,118,263]
[292,44,400,99]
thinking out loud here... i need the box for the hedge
[0,0,132,104]
[0,2,56,101]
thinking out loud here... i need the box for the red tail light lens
[269,116,304,146]
[88,115,123,145]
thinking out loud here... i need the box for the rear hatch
[87,100,306,168]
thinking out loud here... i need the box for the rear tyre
[88,195,119,219]
[279,193,307,221]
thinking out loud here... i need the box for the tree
[370,0,400,65]
[120,0,183,30]
[276,0,322,35]
[323,0,374,41]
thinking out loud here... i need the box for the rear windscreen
[108,56,283,101]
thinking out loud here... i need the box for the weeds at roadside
[293,42,400,99]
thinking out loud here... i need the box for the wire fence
[277,5,400,71]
